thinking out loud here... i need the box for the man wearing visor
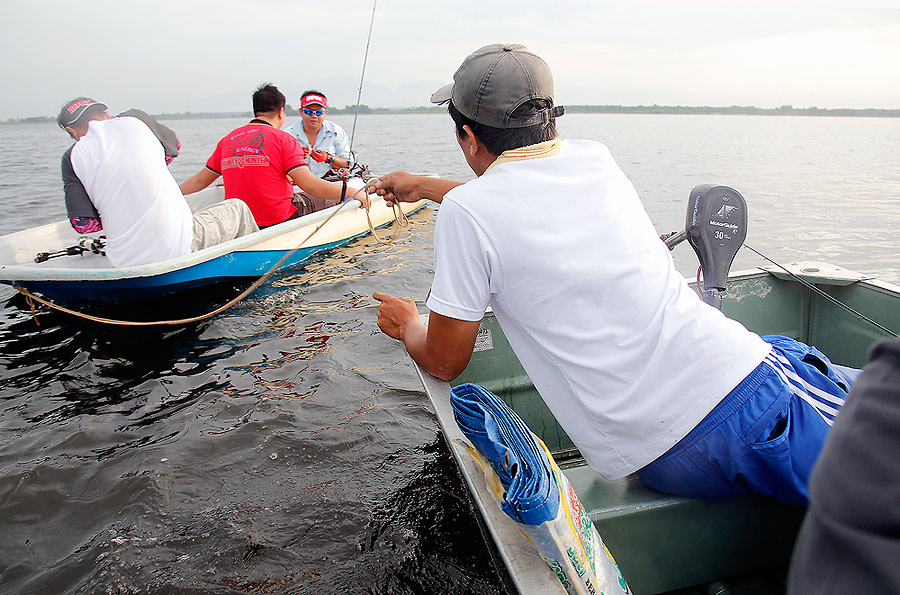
[285,90,353,179]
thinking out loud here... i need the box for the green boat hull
[414,263,899,595]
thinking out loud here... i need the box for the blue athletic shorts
[637,336,856,506]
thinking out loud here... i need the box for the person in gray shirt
[788,337,900,593]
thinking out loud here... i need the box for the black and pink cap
[57,97,108,129]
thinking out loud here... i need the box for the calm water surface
[0,113,898,593]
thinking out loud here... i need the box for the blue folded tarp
[450,382,559,526]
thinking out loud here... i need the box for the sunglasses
[303,108,325,116]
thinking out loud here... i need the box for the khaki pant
[191,198,259,252]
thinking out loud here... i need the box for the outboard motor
[685,185,748,309]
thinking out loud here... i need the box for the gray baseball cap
[431,43,564,129]
[57,97,108,130]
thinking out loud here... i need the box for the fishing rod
[342,1,412,234]
[348,0,377,161]
[34,236,105,263]
[321,0,379,186]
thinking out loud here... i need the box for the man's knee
[191,199,258,251]
[292,191,339,217]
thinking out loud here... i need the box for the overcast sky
[2,0,899,120]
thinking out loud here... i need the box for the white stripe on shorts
[764,352,841,426]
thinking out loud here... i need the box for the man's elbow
[181,171,215,195]
[179,178,197,195]
[424,357,471,382]
[430,367,462,382]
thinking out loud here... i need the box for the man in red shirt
[180,83,355,227]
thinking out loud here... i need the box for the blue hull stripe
[11,244,342,305]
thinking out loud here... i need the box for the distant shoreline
[5,104,899,124]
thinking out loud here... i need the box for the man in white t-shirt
[369,44,855,507]
[58,97,258,267]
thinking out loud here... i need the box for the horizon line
[4,103,900,123]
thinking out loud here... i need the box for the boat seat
[564,465,805,595]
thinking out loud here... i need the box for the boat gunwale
[411,346,568,595]
[0,195,429,283]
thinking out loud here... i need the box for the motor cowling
[685,184,748,308]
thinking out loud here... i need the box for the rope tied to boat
[23,292,39,326]
[15,181,413,326]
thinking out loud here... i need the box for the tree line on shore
[5,103,899,124]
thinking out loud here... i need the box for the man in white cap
[370,43,855,507]
[58,97,258,267]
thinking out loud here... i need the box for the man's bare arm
[180,169,219,195]
[370,172,463,206]
[288,166,350,201]
[373,292,480,381]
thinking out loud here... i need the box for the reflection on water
[0,114,898,593]
[0,203,506,594]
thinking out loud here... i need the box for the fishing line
[742,243,897,338]
[341,1,410,238]
[666,228,896,338]
[348,0,377,157]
